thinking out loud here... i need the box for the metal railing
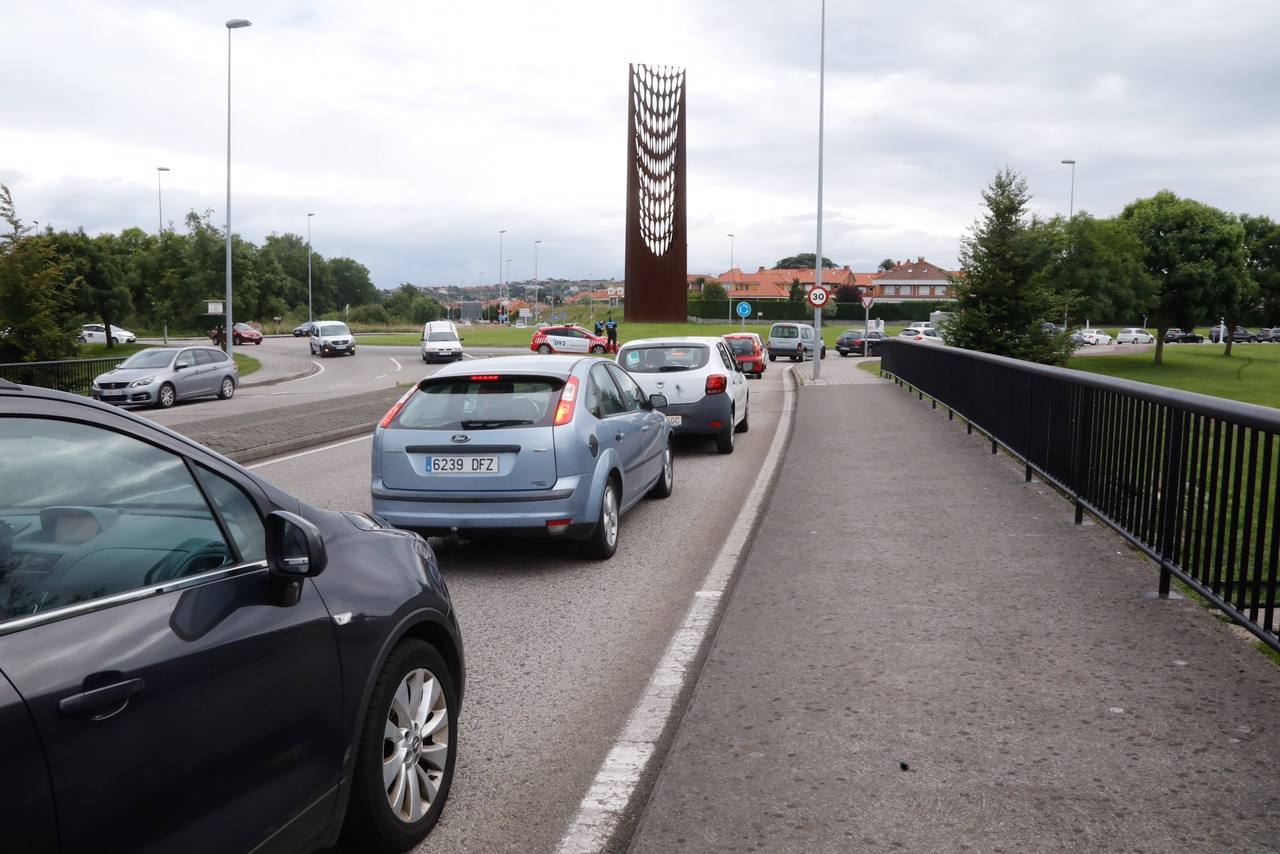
[880,340,1280,652]
[0,357,127,397]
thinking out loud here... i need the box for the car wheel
[581,479,620,559]
[768,353,776,362]
[649,443,674,499]
[735,403,750,434]
[218,376,235,400]
[839,351,849,357]
[538,344,552,354]
[591,344,606,354]
[156,383,176,409]
[255,339,262,345]
[716,410,736,454]
[820,346,827,359]
[342,640,457,853]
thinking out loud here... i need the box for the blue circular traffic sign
[735,301,752,318]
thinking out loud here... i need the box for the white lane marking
[276,360,325,384]
[462,353,477,360]
[248,434,372,468]
[390,357,402,373]
[374,374,387,380]
[556,366,797,854]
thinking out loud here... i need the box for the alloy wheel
[382,668,450,824]
[602,485,619,548]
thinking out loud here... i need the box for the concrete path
[630,379,1280,853]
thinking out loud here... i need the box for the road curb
[240,360,321,389]
[227,421,375,464]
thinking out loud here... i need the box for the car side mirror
[266,510,327,579]
[174,361,190,371]
[649,393,668,409]
[734,362,745,372]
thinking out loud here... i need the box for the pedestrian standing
[605,314,618,350]
[595,319,604,337]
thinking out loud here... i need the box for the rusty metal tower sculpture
[625,64,687,322]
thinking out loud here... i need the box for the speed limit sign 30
[806,286,830,309]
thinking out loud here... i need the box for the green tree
[877,258,895,272]
[0,185,77,362]
[1120,191,1246,364]
[385,283,423,321]
[701,281,727,301]
[944,168,1073,364]
[348,303,391,325]
[788,279,804,302]
[409,295,444,324]
[1241,214,1280,325]
[774,253,836,269]
[1036,214,1153,325]
[328,257,378,309]
[51,230,133,349]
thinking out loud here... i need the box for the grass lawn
[234,354,260,377]
[856,359,882,376]
[1068,344,1280,409]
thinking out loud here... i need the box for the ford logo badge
[451,434,471,444]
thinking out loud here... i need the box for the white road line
[556,366,798,854]
[276,360,325,384]
[374,374,387,380]
[390,357,402,372]
[248,434,372,468]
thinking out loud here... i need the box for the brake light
[706,374,727,395]
[470,375,500,381]
[379,386,417,428]
[553,376,579,426]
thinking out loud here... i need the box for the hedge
[686,299,952,322]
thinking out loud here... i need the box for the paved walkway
[630,379,1280,852]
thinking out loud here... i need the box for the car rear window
[770,325,799,339]
[725,338,755,355]
[394,376,566,430]
[619,345,711,373]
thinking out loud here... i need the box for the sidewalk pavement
[172,386,402,463]
[630,380,1280,853]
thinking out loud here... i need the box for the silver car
[371,355,674,559]
[91,346,238,408]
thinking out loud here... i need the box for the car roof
[618,336,721,348]
[429,354,585,379]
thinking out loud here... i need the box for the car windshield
[317,323,350,336]
[770,325,799,339]
[725,338,755,355]
[394,376,564,430]
[428,332,458,342]
[120,349,175,369]
[619,345,711,373]
[234,323,254,331]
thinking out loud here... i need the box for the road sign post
[861,293,875,336]
[807,287,830,371]
[736,300,751,330]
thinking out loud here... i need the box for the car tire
[839,351,850,357]
[156,383,176,409]
[342,640,457,854]
[716,410,736,454]
[255,339,262,345]
[821,346,827,359]
[581,479,620,559]
[218,376,235,400]
[591,345,606,354]
[735,403,749,434]
[538,344,552,354]
[649,443,674,499]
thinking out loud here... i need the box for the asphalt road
[248,363,789,854]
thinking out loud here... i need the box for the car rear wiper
[460,419,535,429]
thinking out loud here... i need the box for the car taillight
[470,375,500,381]
[706,374,727,395]
[553,376,579,426]
[379,386,418,428]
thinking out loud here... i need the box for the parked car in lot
[1257,327,1280,342]
[211,322,263,346]
[372,355,673,559]
[292,322,313,337]
[766,322,825,361]
[618,337,749,454]
[897,327,945,344]
[1209,325,1259,343]
[1115,327,1156,344]
[310,320,356,357]
[723,332,766,377]
[78,323,136,345]
[529,325,613,354]
[0,378,464,854]
[1078,328,1113,345]
[836,329,889,356]
[1164,328,1205,344]
[421,320,464,363]
[91,346,238,408]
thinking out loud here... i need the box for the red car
[724,333,766,378]
[210,322,264,346]
[530,325,615,355]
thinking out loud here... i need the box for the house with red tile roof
[870,258,956,300]
[706,266,872,301]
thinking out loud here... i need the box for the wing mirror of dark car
[174,361,190,371]
[266,510,328,580]
[648,393,668,409]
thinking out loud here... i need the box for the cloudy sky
[3,1,1278,288]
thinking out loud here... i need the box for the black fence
[880,340,1280,653]
[0,357,126,397]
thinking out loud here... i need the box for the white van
[766,322,826,362]
[421,320,464,363]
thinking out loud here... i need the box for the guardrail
[879,340,1280,653]
[0,357,126,397]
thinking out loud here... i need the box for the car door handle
[641,425,650,432]
[59,677,145,718]
[615,432,625,441]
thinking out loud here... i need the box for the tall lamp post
[1061,159,1076,219]
[811,0,827,381]
[223,17,251,360]
[156,167,170,235]
[727,233,735,321]
[534,239,542,323]
[498,229,506,307]
[306,212,315,322]
[505,259,513,322]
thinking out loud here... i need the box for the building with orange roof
[870,257,956,300]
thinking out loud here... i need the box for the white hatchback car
[617,336,750,454]
[1079,328,1113,345]
[79,324,136,345]
[898,327,945,345]
[1116,327,1155,344]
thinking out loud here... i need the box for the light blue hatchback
[371,355,674,559]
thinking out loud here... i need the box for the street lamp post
[498,229,506,308]
[306,213,315,323]
[156,167,170,235]
[505,259,513,322]
[812,0,827,381]
[727,233,735,322]
[223,17,251,360]
[1061,159,1076,220]
[534,239,542,324]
